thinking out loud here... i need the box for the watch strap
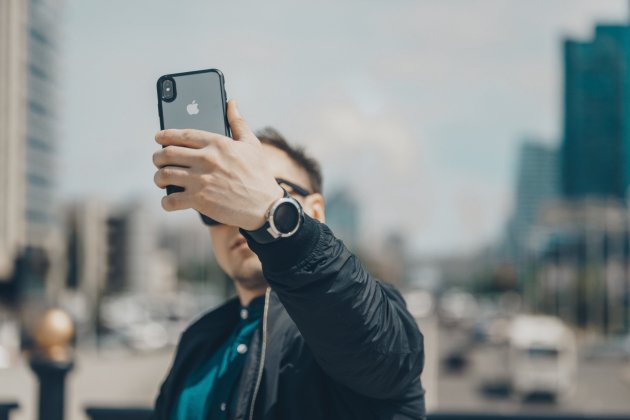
[240,189,302,244]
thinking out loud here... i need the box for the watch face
[273,201,300,234]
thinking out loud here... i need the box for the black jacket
[153,216,426,420]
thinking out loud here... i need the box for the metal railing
[0,403,629,420]
[0,403,18,420]
[85,407,153,420]
[79,408,630,420]
[428,414,630,420]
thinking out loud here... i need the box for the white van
[508,315,577,401]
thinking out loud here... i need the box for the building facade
[24,0,63,246]
[325,187,360,248]
[562,25,630,200]
[0,0,29,281]
[0,0,62,294]
[506,140,559,258]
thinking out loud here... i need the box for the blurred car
[583,334,630,362]
[99,291,222,352]
[121,322,168,352]
[403,290,435,319]
[473,313,512,345]
[438,289,479,329]
[508,314,577,402]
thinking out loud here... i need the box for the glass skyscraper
[562,25,630,200]
[506,141,559,258]
[25,0,62,244]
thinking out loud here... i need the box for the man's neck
[235,283,267,306]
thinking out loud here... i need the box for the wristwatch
[241,188,303,244]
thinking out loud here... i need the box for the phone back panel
[157,69,230,136]
[156,69,229,224]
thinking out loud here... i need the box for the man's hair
[256,127,323,194]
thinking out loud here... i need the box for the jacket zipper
[249,287,270,420]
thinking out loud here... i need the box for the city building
[325,187,360,248]
[0,0,63,296]
[24,0,63,246]
[107,201,177,295]
[106,215,128,294]
[534,200,629,334]
[0,0,28,281]
[505,140,559,259]
[561,24,630,200]
[63,199,109,335]
[60,199,178,337]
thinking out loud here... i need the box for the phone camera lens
[162,79,175,101]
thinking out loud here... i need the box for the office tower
[64,200,109,330]
[0,0,28,281]
[562,25,630,200]
[107,201,177,295]
[0,0,62,290]
[325,187,360,248]
[24,0,63,245]
[507,140,559,257]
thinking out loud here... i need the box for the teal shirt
[173,296,264,420]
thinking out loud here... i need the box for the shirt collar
[239,294,265,321]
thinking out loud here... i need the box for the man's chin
[233,272,267,291]
[231,256,266,291]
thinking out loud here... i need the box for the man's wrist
[241,213,321,273]
[242,187,304,244]
[245,184,285,231]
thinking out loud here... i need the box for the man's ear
[302,193,325,223]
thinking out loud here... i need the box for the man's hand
[152,100,284,230]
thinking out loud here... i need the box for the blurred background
[1,0,630,419]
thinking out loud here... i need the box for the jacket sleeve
[243,215,425,400]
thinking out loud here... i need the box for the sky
[59,0,629,256]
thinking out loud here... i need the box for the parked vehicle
[438,289,478,329]
[507,315,577,401]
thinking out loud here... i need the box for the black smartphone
[156,68,230,225]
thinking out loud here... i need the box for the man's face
[209,144,319,290]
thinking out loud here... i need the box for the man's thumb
[227,100,257,144]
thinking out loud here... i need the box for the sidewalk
[0,348,174,420]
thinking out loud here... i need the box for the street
[436,326,630,416]
[0,326,629,420]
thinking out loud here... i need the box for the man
[151,100,426,419]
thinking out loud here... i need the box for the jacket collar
[184,296,241,336]
[160,289,287,419]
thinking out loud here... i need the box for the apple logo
[187,100,200,115]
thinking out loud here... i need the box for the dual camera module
[160,78,177,102]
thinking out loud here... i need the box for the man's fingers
[153,145,206,169]
[226,100,258,145]
[161,191,193,212]
[154,166,191,189]
[155,129,224,149]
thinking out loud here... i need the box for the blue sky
[59,0,628,256]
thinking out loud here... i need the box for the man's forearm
[245,215,424,399]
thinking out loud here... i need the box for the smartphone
[156,68,230,225]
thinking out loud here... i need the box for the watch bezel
[267,196,302,238]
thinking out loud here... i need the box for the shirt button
[220,402,227,411]
[237,343,248,354]
[240,309,248,319]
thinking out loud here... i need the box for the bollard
[0,403,19,420]
[85,407,153,420]
[30,358,74,420]
[28,308,75,420]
